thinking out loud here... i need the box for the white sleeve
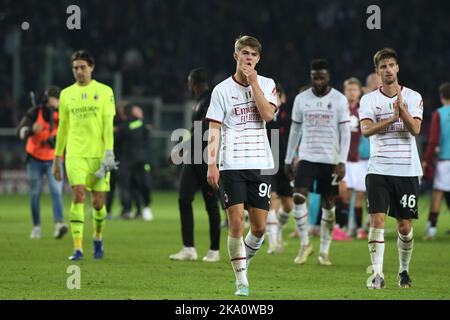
[359,95,375,122]
[285,121,303,164]
[291,94,302,124]
[337,96,351,163]
[263,78,278,107]
[339,95,351,124]
[206,87,225,123]
[407,92,424,120]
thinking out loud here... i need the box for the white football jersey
[291,88,350,165]
[206,75,278,171]
[359,86,423,177]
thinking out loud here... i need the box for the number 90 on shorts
[220,170,272,211]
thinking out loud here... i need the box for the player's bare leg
[293,187,313,264]
[226,204,248,296]
[397,218,413,288]
[367,213,386,289]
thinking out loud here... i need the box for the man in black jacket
[169,68,221,262]
[116,104,154,221]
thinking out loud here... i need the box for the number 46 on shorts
[400,194,416,208]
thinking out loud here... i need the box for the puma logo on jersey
[231,96,239,101]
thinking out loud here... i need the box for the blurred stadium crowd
[0,0,448,183]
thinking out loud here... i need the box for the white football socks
[368,227,385,275]
[244,232,264,268]
[277,207,290,229]
[320,207,336,255]
[293,203,309,247]
[227,236,248,287]
[266,209,278,248]
[398,228,414,273]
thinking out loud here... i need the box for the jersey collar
[232,75,250,88]
[379,86,403,98]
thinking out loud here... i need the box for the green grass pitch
[0,192,449,300]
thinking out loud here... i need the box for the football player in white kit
[285,59,351,266]
[360,48,423,289]
[206,35,278,297]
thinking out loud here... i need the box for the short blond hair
[234,35,262,54]
[343,77,362,90]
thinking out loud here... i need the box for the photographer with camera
[17,86,68,240]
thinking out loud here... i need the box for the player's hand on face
[284,163,295,181]
[335,163,346,181]
[207,164,220,190]
[241,64,258,84]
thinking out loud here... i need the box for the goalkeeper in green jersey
[53,50,118,261]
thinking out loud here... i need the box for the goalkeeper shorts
[65,157,110,192]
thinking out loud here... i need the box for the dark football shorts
[220,170,272,211]
[294,160,339,197]
[366,174,419,220]
[271,163,293,197]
